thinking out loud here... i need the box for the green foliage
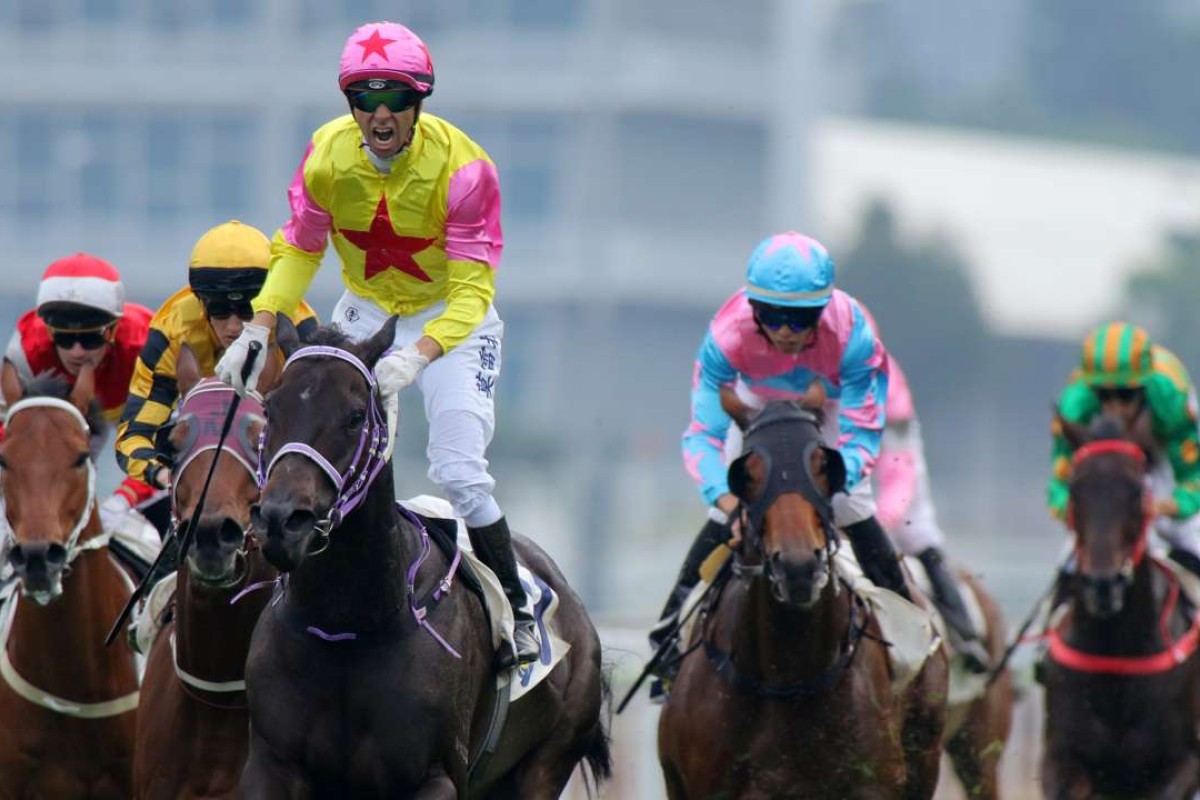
[838,199,988,386]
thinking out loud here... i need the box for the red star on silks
[339,196,436,282]
[356,30,396,62]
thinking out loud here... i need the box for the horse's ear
[275,313,302,360]
[728,451,766,503]
[801,379,828,411]
[819,446,847,496]
[719,385,753,431]
[360,316,399,369]
[1,362,24,405]
[1130,403,1156,455]
[1054,408,1089,451]
[167,416,192,457]
[257,344,284,394]
[176,344,201,398]
[68,363,96,416]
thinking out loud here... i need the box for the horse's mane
[22,372,104,435]
[306,325,356,350]
[1088,413,1128,442]
[747,400,826,433]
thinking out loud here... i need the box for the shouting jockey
[870,331,990,672]
[116,221,318,492]
[1,254,161,569]
[213,22,535,669]
[1049,322,1200,577]
[651,232,909,667]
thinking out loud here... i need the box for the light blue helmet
[744,232,835,308]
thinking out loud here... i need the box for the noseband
[1,397,104,570]
[256,346,389,547]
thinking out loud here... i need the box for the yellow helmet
[188,220,271,298]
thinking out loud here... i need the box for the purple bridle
[256,345,389,547]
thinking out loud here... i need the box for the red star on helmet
[339,196,436,282]
[356,29,397,63]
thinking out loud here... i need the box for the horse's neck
[7,533,137,698]
[727,574,851,682]
[1070,559,1165,655]
[288,475,412,634]
[175,550,275,680]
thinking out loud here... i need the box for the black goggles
[50,324,112,351]
[751,302,824,332]
[198,294,255,322]
[1095,386,1143,404]
[346,88,421,114]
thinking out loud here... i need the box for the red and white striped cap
[36,253,125,320]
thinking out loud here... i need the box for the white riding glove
[215,322,271,395]
[99,492,132,534]
[374,344,430,398]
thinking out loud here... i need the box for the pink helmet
[338,21,434,95]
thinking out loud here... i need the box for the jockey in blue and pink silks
[650,232,911,664]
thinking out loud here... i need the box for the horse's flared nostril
[8,541,65,577]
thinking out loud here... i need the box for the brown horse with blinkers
[658,401,948,799]
[1040,413,1200,798]
[132,346,281,799]
[0,369,140,798]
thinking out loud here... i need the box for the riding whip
[104,341,262,647]
[985,568,1061,687]
[617,577,720,715]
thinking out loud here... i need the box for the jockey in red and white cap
[1,254,163,565]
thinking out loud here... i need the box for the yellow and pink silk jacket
[254,112,503,352]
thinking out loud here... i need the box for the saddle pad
[107,507,164,567]
[678,549,941,696]
[132,570,177,657]
[903,555,991,708]
[399,495,570,702]
[833,549,942,694]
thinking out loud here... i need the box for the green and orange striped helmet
[1080,322,1154,388]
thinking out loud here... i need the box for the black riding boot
[648,518,730,653]
[918,547,991,674]
[844,517,912,601]
[468,517,539,670]
[1169,548,1200,581]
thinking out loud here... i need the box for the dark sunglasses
[1095,386,1143,404]
[346,88,421,114]
[200,296,255,322]
[50,325,112,351]
[752,303,823,332]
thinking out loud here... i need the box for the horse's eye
[347,409,367,429]
[0,454,8,470]
[74,453,89,468]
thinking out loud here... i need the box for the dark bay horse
[133,346,279,799]
[1040,414,1200,798]
[0,370,140,798]
[241,319,611,798]
[658,402,948,799]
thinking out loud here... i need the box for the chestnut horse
[1040,413,1200,798]
[132,346,279,798]
[938,572,1013,800]
[240,320,611,798]
[658,402,948,799]
[0,370,140,798]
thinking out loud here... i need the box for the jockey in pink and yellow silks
[214,21,536,670]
